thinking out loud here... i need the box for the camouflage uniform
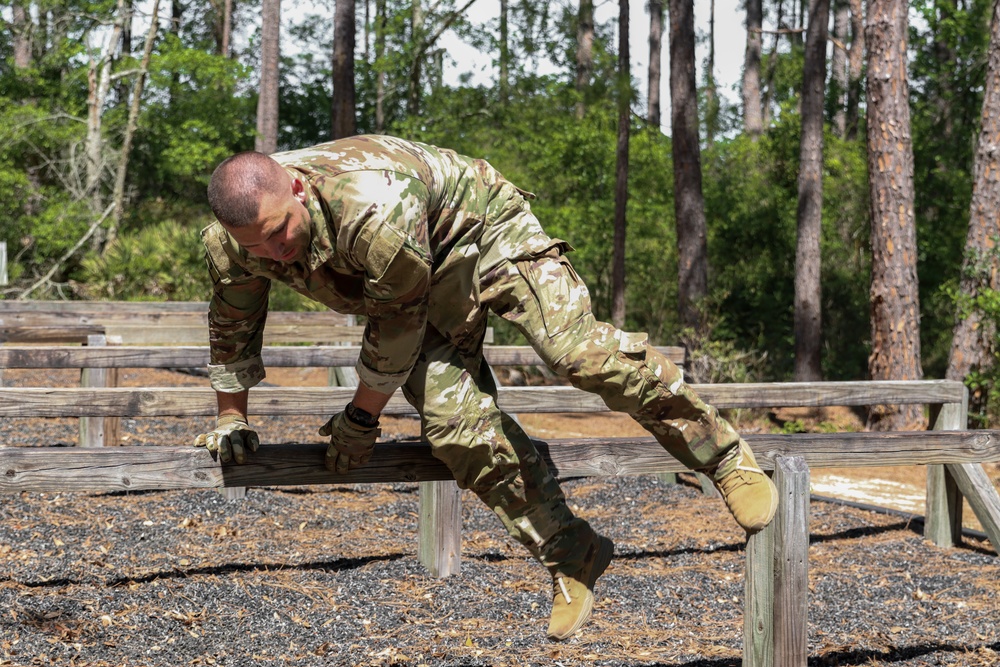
[203,135,740,576]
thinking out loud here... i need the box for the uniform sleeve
[333,171,433,394]
[202,224,271,393]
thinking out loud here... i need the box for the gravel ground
[1,369,999,666]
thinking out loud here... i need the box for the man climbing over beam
[193,134,778,641]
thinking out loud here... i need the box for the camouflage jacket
[203,135,557,394]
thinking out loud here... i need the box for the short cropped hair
[207,151,286,227]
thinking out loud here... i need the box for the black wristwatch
[345,402,380,428]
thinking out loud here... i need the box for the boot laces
[557,577,573,604]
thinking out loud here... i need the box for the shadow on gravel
[809,520,997,556]
[615,541,746,561]
[808,640,1000,665]
[17,553,405,589]
[809,520,919,544]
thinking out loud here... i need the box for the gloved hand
[194,414,260,464]
[320,409,380,474]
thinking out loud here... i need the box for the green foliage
[133,35,256,201]
[77,220,210,300]
[704,110,870,379]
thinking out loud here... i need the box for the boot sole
[547,536,614,641]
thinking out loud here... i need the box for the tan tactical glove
[194,414,260,464]
[320,405,380,474]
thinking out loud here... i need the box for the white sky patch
[439,0,748,134]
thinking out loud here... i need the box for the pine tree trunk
[704,0,717,145]
[12,3,32,69]
[866,0,924,430]
[831,0,849,137]
[612,0,630,329]
[576,0,594,119]
[499,0,510,102]
[256,0,281,154]
[407,0,423,116]
[794,0,829,382]
[762,0,785,127]
[647,0,663,128]
[845,0,865,140]
[670,0,709,332]
[946,0,1000,419]
[375,0,386,132]
[332,0,357,139]
[742,0,764,136]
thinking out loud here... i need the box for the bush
[77,220,210,301]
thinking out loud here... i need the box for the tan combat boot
[712,439,779,533]
[547,533,614,641]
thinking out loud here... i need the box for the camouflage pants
[403,196,741,576]
[402,326,594,576]
[481,248,741,472]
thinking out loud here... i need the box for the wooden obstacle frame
[3,302,1000,664]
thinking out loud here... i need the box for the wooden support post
[103,335,122,445]
[80,335,110,447]
[925,464,962,547]
[944,462,1000,554]
[744,506,775,667]
[925,392,966,547]
[418,480,462,577]
[773,456,810,667]
[697,472,721,498]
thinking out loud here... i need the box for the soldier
[194,135,778,641]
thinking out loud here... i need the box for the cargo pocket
[515,249,590,339]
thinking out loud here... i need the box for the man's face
[226,176,312,263]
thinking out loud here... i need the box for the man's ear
[291,177,307,203]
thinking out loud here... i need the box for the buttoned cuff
[208,356,266,393]
[355,359,409,394]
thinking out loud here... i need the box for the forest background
[2,0,1000,428]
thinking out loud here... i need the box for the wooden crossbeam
[2,431,1000,495]
[0,308,351,326]
[0,300,210,313]
[0,325,106,344]
[0,381,967,418]
[0,344,689,369]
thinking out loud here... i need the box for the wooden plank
[0,307,350,326]
[944,462,1000,554]
[925,392,967,547]
[696,380,965,409]
[773,457,809,667]
[0,300,209,313]
[744,512,775,667]
[0,344,685,370]
[4,432,1000,496]
[0,326,106,343]
[0,385,974,419]
[102,324,364,345]
[418,480,462,578]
